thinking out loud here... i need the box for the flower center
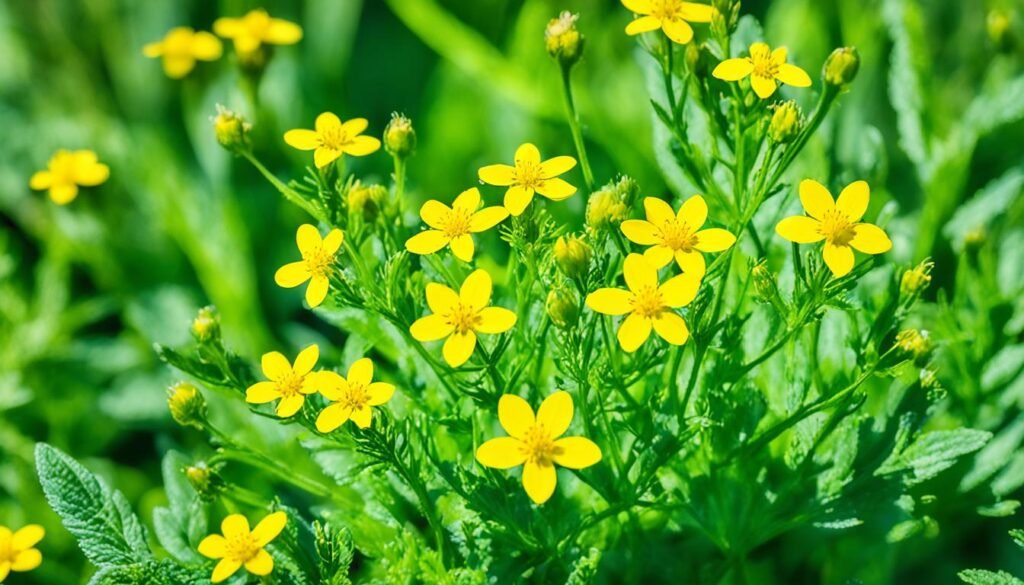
[49,154,78,184]
[630,285,665,318]
[514,160,543,189]
[446,302,482,334]
[276,373,304,398]
[319,126,351,151]
[443,207,474,238]
[751,50,779,79]
[243,10,272,38]
[302,245,335,277]
[658,219,697,252]
[225,532,260,564]
[651,0,684,20]
[820,209,855,246]
[341,382,370,410]
[520,424,560,465]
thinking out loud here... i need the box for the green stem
[241,151,323,221]
[559,66,595,192]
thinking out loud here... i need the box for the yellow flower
[274,224,344,308]
[410,269,518,367]
[29,149,109,205]
[198,512,286,583]
[213,9,302,54]
[476,391,601,505]
[246,344,321,417]
[620,195,735,279]
[621,0,714,45]
[315,358,395,432]
[142,27,222,79]
[775,180,893,278]
[712,42,812,99]
[284,113,381,169]
[586,253,700,352]
[0,524,44,582]
[477,143,577,216]
[405,187,509,262]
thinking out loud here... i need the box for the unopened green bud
[546,287,580,329]
[167,382,206,429]
[545,11,584,69]
[751,260,785,313]
[710,0,738,38]
[191,306,220,343]
[554,235,592,279]
[685,43,713,78]
[185,462,223,501]
[895,329,931,362]
[383,113,416,159]
[823,47,860,87]
[964,227,987,253]
[988,10,1014,51]
[586,190,627,230]
[900,260,933,298]
[768,101,802,144]
[212,105,251,153]
[349,182,387,221]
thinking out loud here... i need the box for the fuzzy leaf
[877,429,991,485]
[958,569,1024,585]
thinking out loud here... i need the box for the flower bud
[823,47,860,87]
[191,306,220,343]
[586,190,626,230]
[185,462,223,501]
[383,113,416,159]
[987,9,1014,51]
[554,235,592,279]
[710,0,738,38]
[919,368,939,390]
[895,329,932,363]
[545,11,584,69]
[751,260,786,313]
[686,43,714,79]
[167,382,207,429]
[546,287,580,329]
[964,227,986,253]
[768,101,802,144]
[349,182,387,221]
[899,260,933,298]
[212,105,251,153]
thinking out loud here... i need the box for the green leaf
[958,569,1024,585]
[976,500,1020,518]
[943,170,1024,253]
[151,451,207,563]
[87,559,208,585]
[877,429,991,485]
[882,0,931,176]
[961,415,1024,492]
[35,443,152,568]
[983,345,1024,394]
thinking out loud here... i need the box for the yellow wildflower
[620,195,735,279]
[900,260,934,297]
[621,0,714,45]
[246,345,321,417]
[586,253,700,352]
[478,143,577,216]
[29,149,109,205]
[410,269,517,367]
[198,512,286,583]
[142,27,222,79]
[315,358,395,432]
[0,524,44,582]
[775,180,892,278]
[213,9,302,54]
[284,113,381,169]
[712,42,812,99]
[405,187,509,262]
[274,224,344,308]
[476,391,601,505]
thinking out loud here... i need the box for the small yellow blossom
[29,149,109,205]
[143,27,222,79]
[198,512,286,583]
[315,358,395,432]
[168,382,207,429]
[620,195,735,279]
[405,188,509,262]
[900,260,934,297]
[621,0,714,45]
[0,524,44,582]
[284,113,381,169]
[712,42,812,99]
[410,269,518,367]
[478,143,577,216]
[214,9,302,54]
[586,253,700,352]
[246,345,321,417]
[775,180,892,278]
[476,391,601,505]
[274,224,344,308]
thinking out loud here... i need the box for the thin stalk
[559,66,595,192]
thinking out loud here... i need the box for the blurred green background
[2,0,1023,583]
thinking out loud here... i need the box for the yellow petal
[644,197,676,225]
[460,269,492,310]
[221,514,250,539]
[771,46,788,64]
[262,352,291,380]
[514,143,541,165]
[305,275,330,307]
[322,228,344,255]
[540,156,576,178]
[776,63,812,87]
[674,250,706,279]
[775,216,824,243]
[625,15,662,35]
[339,117,368,137]
[478,164,516,186]
[621,219,660,245]
[553,437,602,469]
[49,183,79,205]
[678,194,708,227]
[246,381,280,404]
[351,405,372,428]
[143,41,164,57]
[522,461,557,504]
[645,245,675,268]
[190,31,223,60]
[211,558,242,583]
[799,179,835,220]
[469,206,509,232]
[536,390,573,438]
[275,261,310,288]
[680,1,715,22]
[621,0,653,14]
[245,549,275,576]
[750,42,771,60]
[0,562,7,582]
[367,382,395,406]
[712,58,753,81]
[296,223,322,252]
[276,395,304,417]
[292,344,319,375]
[476,437,527,469]
[410,315,454,341]
[452,186,481,210]
[29,171,52,190]
[284,129,320,150]
[662,18,694,44]
[586,288,633,315]
[822,243,855,277]
[660,273,700,308]
[849,223,892,254]
[536,177,576,201]
[314,147,342,168]
[265,19,303,44]
[426,282,460,314]
[498,394,535,437]
[504,186,534,216]
[693,228,735,252]
[12,525,44,549]
[347,357,373,386]
[163,55,196,78]
[836,180,870,222]
[443,331,477,367]
[213,17,242,38]
[623,253,657,292]
[315,371,345,400]
[316,403,352,432]
[251,511,287,547]
[617,313,652,352]
[315,112,342,133]
[750,75,778,99]
[11,548,42,571]
[420,200,452,229]
[342,135,381,156]
[405,230,450,256]
[652,311,690,345]
[476,307,517,334]
[198,534,226,559]
[74,158,109,186]
[449,234,475,262]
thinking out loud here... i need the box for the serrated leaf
[87,559,209,585]
[877,429,991,485]
[958,569,1024,585]
[961,415,1024,492]
[943,171,1024,253]
[882,0,931,176]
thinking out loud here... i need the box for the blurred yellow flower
[775,180,892,277]
[713,42,812,99]
[405,187,509,262]
[476,391,601,505]
[246,344,321,417]
[275,224,343,308]
[315,358,395,432]
[478,143,577,216]
[0,524,44,582]
[198,512,286,583]
[214,9,302,54]
[586,253,700,352]
[29,149,109,205]
[410,269,517,367]
[621,0,714,45]
[284,113,381,169]
[142,27,222,78]
[621,195,735,279]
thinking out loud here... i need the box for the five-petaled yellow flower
[284,113,381,169]
[621,0,714,45]
[275,224,344,308]
[29,149,110,205]
[405,187,509,262]
[478,143,577,216]
[315,358,395,432]
[775,179,892,278]
[712,42,812,99]
[0,524,44,582]
[199,511,286,583]
[621,195,736,279]
[246,344,321,417]
[476,391,602,505]
[214,9,302,54]
[586,253,700,352]
[143,27,222,79]
[410,269,517,367]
